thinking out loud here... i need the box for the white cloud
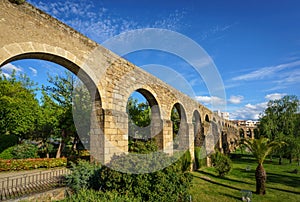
[29,67,38,76]
[228,95,244,104]
[230,102,268,120]
[1,63,22,73]
[195,95,226,105]
[29,0,185,43]
[232,60,300,81]
[0,72,11,78]
[265,93,286,100]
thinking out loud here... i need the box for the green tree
[44,71,78,158]
[0,71,39,139]
[259,95,299,164]
[241,137,284,195]
[34,90,61,158]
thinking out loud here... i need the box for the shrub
[211,151,232,177]
[194,146,207,169]
[62,189,141,202]
[0,143,39,159]
[0,146,15,159]
[65,151,192,202]
[66,160,101,192]
[11,143,39,159]
[128,139,158,154]
[0,134,18,153]
[0,158,67,171]
[97,151,192,202]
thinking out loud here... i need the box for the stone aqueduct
[0,0,242,165]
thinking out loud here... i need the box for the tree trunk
[279,156,282,165]
[56,130,66,158]
[255,163,267,195]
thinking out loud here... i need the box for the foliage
[0,143,39,159]
[61,189,141,202]
[44,71,86,158]
[0,134,18,153]
[241,136,284,195]
[65,151,192,201]
[259,95,299,163]
[0,73,39,139]
[127,97,151,140]
[128,139,158,153]
[194,146,207,169]
[66,160,101,192]
[211,151,232,177]
[0,157,67,171]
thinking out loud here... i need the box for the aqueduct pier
[0,0,242,165]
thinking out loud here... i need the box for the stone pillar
[102,109,128,163]
[90,104,104,163]
[187,123,195,171]
[250,128,255,139]
[162,119,173,154]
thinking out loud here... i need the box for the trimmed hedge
[0,157,67,171]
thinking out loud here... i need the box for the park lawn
[190,155,300,202]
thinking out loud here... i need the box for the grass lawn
[190,154,300,202]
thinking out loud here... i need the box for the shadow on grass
[196,170,254,186]
[222,193,241,201]
[267,172,300,189]
[193,174,241,191]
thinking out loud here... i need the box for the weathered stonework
[0,0,240,166]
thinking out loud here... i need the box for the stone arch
[0,45,105,162]
[193,110,205,147]
[171,102,188,150]
[126,88,163,149]
[205,114,210,122]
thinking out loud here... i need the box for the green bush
[0,143,39,159]
[0,158,67,171]
[211,151,232,177]
[194,146,206,169]
[62,189,141,202]
[65,151,192,202]
[66,160,101,192]
[0,134,18,153]
[128,139,158,154]
[0,146,15,159]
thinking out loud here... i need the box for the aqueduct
[0,0,241,165]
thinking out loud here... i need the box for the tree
[44,71,78,158]
[259,95,299,164]
[34,90,61,158]
[241,137,284,195]
[0,71,39,139]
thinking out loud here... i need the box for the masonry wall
[0,0,240,165]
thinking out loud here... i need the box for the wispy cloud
[29,0,185,43]
[232,60,300,81]
[230,102,268,120]
[29,67,38,76]
[195,95,226,106]
[228,95,244,104]
[1,63,22,74]
[265,93,286,100]
[199,23,237,41]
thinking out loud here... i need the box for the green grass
[190,155,300,202]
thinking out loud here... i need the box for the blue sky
[2,0,300,120]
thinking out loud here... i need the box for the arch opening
[171,103,188,150]
[0,53,103,161]
[126,89,162,152]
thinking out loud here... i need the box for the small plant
[211,151,232,177]
[65,160,101,192]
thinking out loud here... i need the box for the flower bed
[0,158,67,171]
